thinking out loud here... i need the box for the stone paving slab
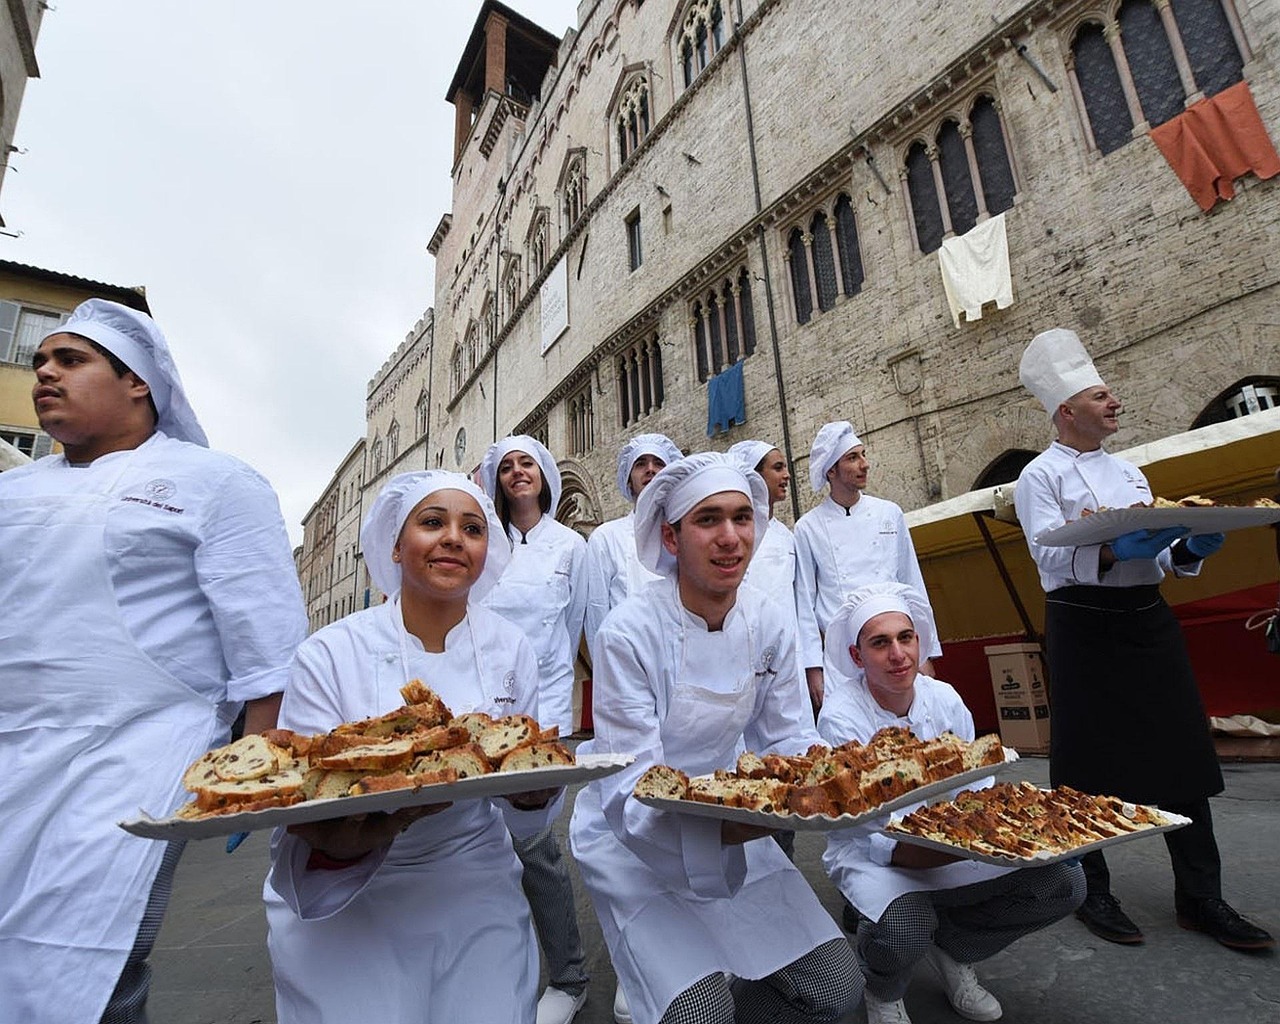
[147,757,1279,1024]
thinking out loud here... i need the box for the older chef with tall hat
[582,432,682,657]
[0,299,307,1024]
[478,435,593,1024]
[1014,328,1272,950]
[793,421,941,712]
[818,583,1084,1024]
[570,452,863,1024]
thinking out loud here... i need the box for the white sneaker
[865,993,913,1024]
[535,986,587,1024]
[613,983,633,1024]
[924,947,1003,1021]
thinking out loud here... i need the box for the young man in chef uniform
[793,421,941,714]
[818,583,1085,1024]
[570,452,863,1024]
[0,299,306,1023]
[1015,327,1272,950]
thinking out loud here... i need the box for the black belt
[1046,584,1164,613]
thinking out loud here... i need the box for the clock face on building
[454,427,467,466]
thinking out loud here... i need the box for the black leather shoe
[1177,898,1275,951]
[841,898,863,933]
[1076,893,1144,944]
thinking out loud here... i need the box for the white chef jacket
[570,578,843,1024]
[0,431,305,712]
[0,431,305,1024]
[793,493,941,668]
[583,510,661,656]
[1015,442,1201,592]
[817,673,1012,921]
[482,514,587,735]
[740,517,817,652]
[264,599,559,1024]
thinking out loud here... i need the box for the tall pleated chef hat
[633,451,769,578]
[1019,328,1106,420]
[808,420,862,494]
[478,435,562,516]
[727,438,776,475]
[615,432,683,501]
[361,470,510,600]
[43,298,208,446]
[824,582,936,680]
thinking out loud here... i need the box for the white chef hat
[727,439,776,474]
[478,435,562,515]
[1019,328,1106,420]
[633,451,769,578]
[808,420,862,493]
[43,298,208,447]
[615,432,683,501]
[361,470,510,601]
[824,582,935,680]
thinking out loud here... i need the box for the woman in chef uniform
[479,436,591,1024]
[570,452,862,1024]
[264,471,562,1024]
[583,432,683,656]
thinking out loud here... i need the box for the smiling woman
[264,469,569,1024]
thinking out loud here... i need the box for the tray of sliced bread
[1036,496,1280,548]
[631,728,1017,832]
[120,680,633,840]
[883,781,1189,865]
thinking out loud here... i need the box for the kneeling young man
[818,584,1084,1024]
[570,452,863,1024]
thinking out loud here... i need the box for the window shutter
[0,301,19,362]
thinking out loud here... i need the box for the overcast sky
[1,0,578,545]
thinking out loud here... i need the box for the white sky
[1,0,578,545]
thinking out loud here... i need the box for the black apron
[1045,584,1223,806]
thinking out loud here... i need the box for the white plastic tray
[883,805,1190,866]
[119,753,634,841]
[633,753,1020,833]
[1036,505,1280,548]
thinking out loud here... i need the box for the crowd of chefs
[0,301,1272,1024]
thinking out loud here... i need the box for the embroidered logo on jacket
[121,478,184,514]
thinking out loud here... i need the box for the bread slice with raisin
[477,715,540,765]
[313,737,417,772]
[633,764,689,800]
[498,741,575,772]
[412,743,492,779]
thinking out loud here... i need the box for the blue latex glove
[226,831,249,854]
[1110,527,1188,561]
[1184,532,1225,559]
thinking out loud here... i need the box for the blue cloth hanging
[706,359,746,436]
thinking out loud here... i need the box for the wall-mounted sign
[540,257,569,355]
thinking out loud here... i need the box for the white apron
[571,589,841,1024]
[483,522,577,732]
[0,462,220,1024]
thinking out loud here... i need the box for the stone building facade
[424,0,1279,533]
[0,0,42,223]
[295,0,1280,630]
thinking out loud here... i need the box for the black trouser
[1082,797,1221,906]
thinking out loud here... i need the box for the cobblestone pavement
[148,757,1279,1024]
